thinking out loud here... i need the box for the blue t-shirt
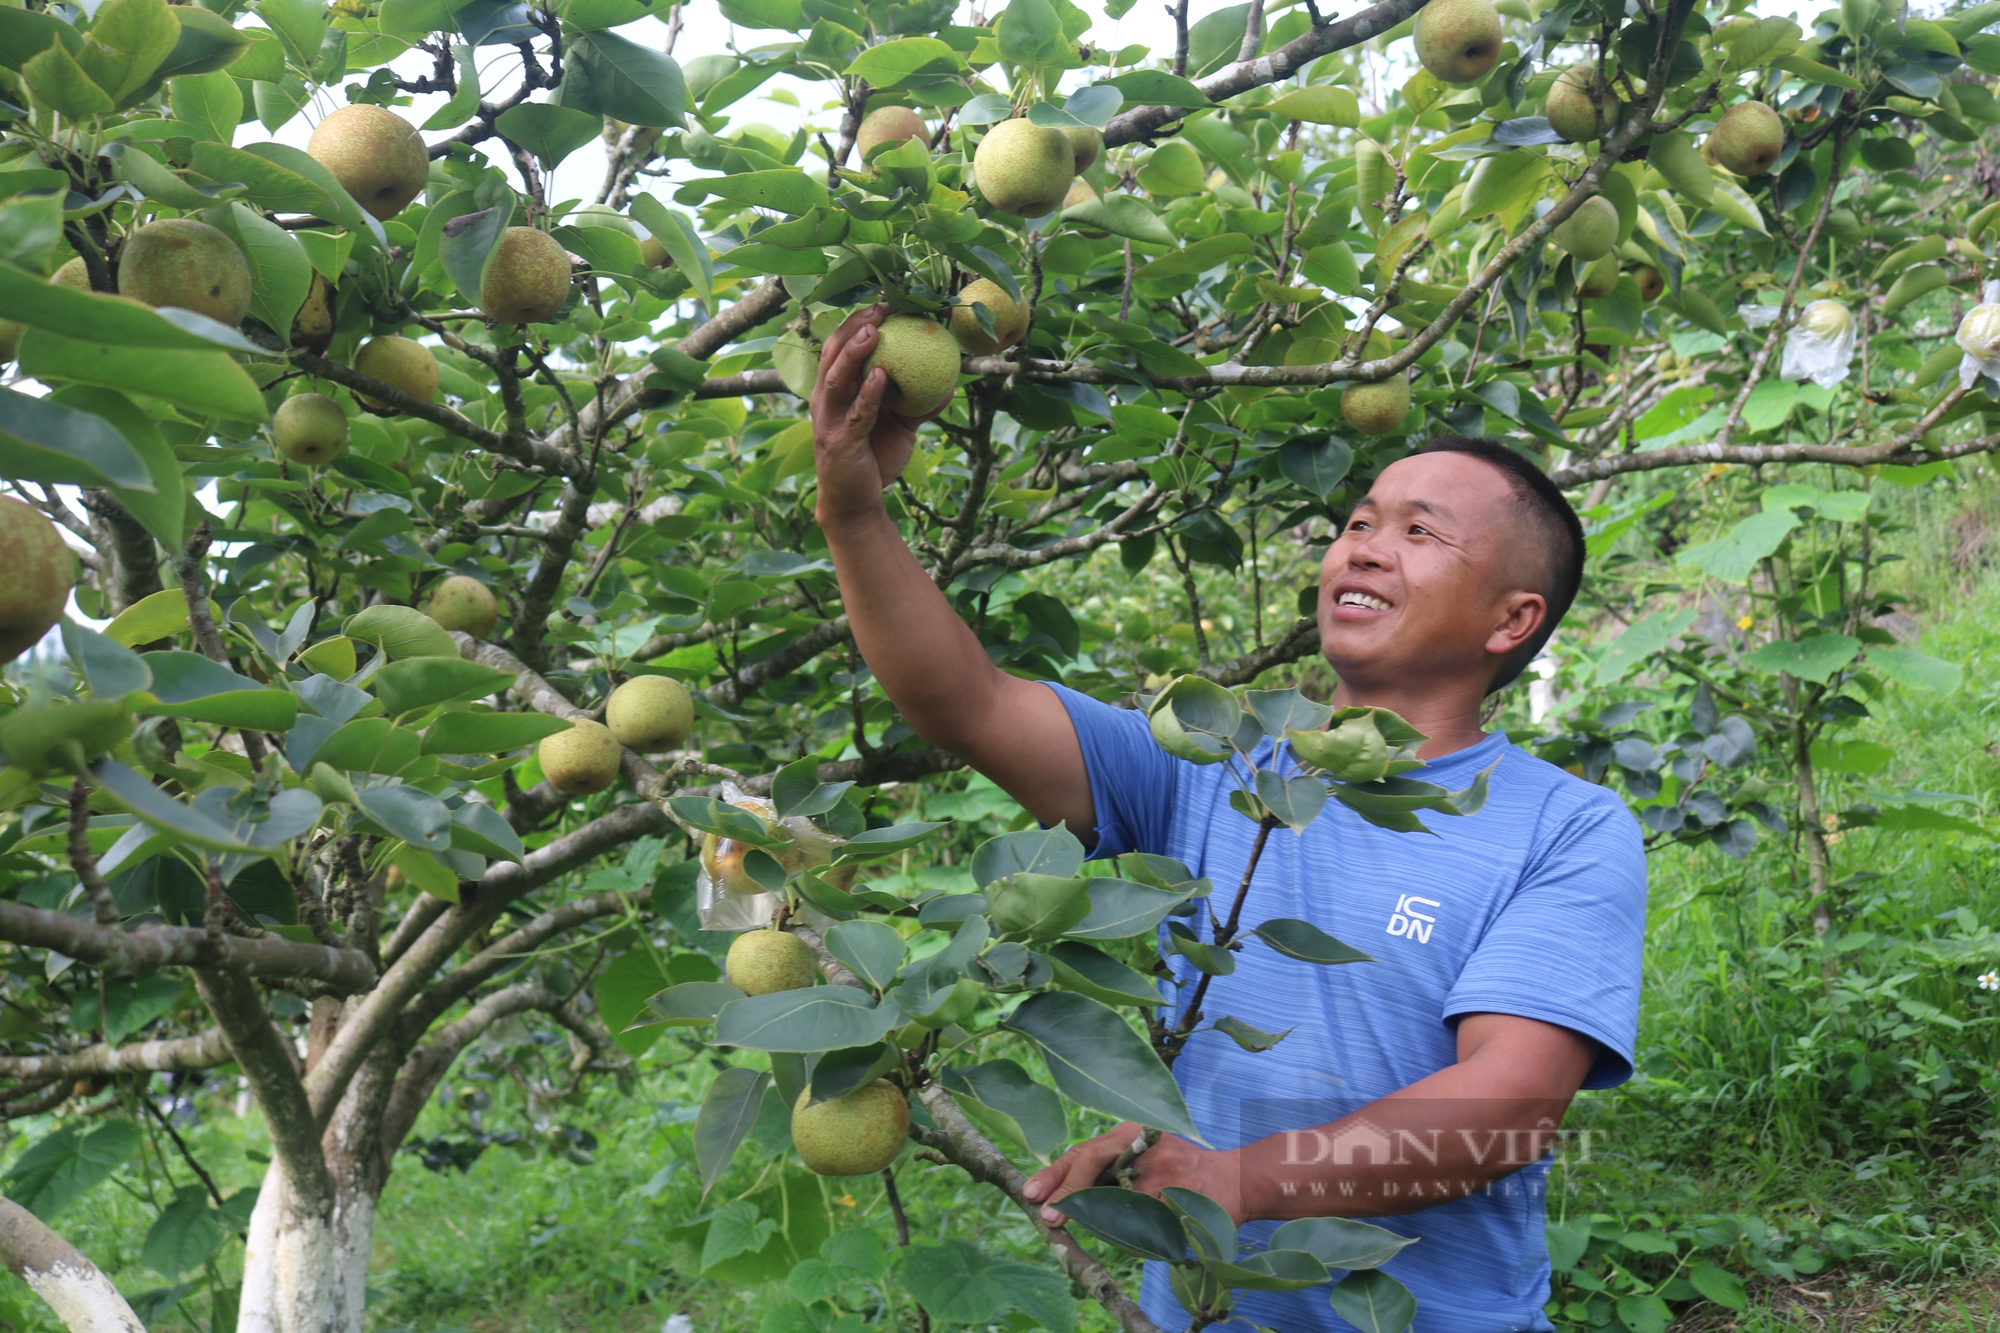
[1046,684,1648,1333]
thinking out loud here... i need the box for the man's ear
[1485,589,1547,660]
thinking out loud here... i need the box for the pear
[702,832,765,895]
[0,496,75,664]
[290,272,336,352]
[726,930,818,996]
[273,393,348,467]
[1063,125,1103,176]
[352,336,439,411]
[480,227,572,325]
[52,257,93,291]
[1633,265,1666,301]
[426,574,497,636]
[947,278,1029,356]
[117,218,252,326]
[856,105,927,159]
[1707,101,1785,177]
[605,675,693,751]
[865,315,961,416]
[974,118,1075,218]
[791,1080,909,1176]
[1577,253,1620,299]
[1413,0,1504,85]
[1341,375,1411,436]
[537,718,622,795]
[570,203,633,235]
[306,104,430,221]
[1798,299,1853,338]
[0,701,131,776]
[1552,196,1619,261]
[1545,63,1618,143]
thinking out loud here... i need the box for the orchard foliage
[2,0,2000,1326]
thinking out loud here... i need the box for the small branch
[0,1029,231,1080]
[68,780,118,927]
[139,1094,229,1210]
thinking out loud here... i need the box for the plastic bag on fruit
[1957,281,2000,391]
[1780,299,1856,388]
[693,781,849,931]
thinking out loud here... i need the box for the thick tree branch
[194,969,333,1205]
[404,890,630,1036]
[0,901,376,990]
[0,1029,232,1079]
[0,1196,146,1333]
[704,616,853,709]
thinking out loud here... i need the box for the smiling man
[810,306,1647,1333]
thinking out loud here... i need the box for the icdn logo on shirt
[1386,895,1439,944]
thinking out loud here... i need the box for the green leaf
[832,820,948,860]
[771,755,853,818]
[1135,232,1254,279]
[1061,192,1174,246]
[1251,917,1371,965]
[450,800,525,863]
[420,710,571,754]
[1615,1294,1673,1333]
[496,101,602,171]
[938,1060,1068,1162]
[985,872,1093,941]
[1166,920,1234,975]
[902,1239,1075,1333]
[1004,991,1200,1139]
[1883,264,1951,316]
[4,1121,142,1220]
[694,1068,769,1190]
[1278,435,1353,498]
[143,1186,224,1279]
[139,688,297,731]
[806,1041,900,1104]
[91,759,261,851]
[632,981,744,1029]
[1255,769,1328,833]
[1460,150,1548,219]
[1200,1247,1331,1293]
[1055,1187,1187,1260]
[1773,52,1863,89]
[822,920,906,988]
[1103,69,1210,108]
[1069,877,1194,940]
[1212,1015,1290,1051]
[701,1200,777,1270]
[61,623,151,699]
[254,0,325,66]
[23,36,114,117]
[0,384,153,491]
[970,826,1085,887]
[1742,634,1861,683]
[1327,1269,1417,1333]
[1043,939,1162,1006]
[565,30,687,129]
[1592,609,1697,686]
[421,43,480,129]
[629,195,713,306]
[0,10,83,74]
[996,0,1069,69]
[345,605,459,658]
[845,36,964,85]
[1690,1260,1749,1311]
[712,987,900,1052]
[718,0,803,27]
[155,6,251,79]
[354,782,453,852]
[596,949,670,1056]
[373,657,518,717]
[1677,508,1800,583]
[675,169,828,216]
[1265,83,1361,126]
[167,70,242,143]
[203,200,311,336]
[0,260,256,351]
[1868,646,1961,693]
[17,330,269,421]
[1269,1216,1416,1270]
[440,201,510,310]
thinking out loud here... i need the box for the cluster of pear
[722,928,909,1176]
[532,675,694,796]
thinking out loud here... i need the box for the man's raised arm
[810,305,1095,836]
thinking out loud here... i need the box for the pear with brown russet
[537,718,621,795]
[791,1081,909,1177]
[726,930,818,996]
[1342,375,1411,437]
[865,315,961,416]
[605,675,693,751]
[307,104,430,221]
[427,575,498,637]
[856,105,927,158]
[353,336,439,411]
[1707,101,1785,177]
[0,496,75,664]
[1414,0,1504,85]
[947,279,1029,356]
[1544,63,1618,143]
[118,218,252,325]
[974,118,1075,217]
[480,227,572,324]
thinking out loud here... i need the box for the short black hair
[1410,436,1584,693]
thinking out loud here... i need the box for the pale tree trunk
[238,1165,374,1333]
[0,1198,145,1333]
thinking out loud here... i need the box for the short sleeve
[1041,682,1181,859]
[1441,793,1648,1089]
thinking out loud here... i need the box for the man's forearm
[1237,1062,1579,1222]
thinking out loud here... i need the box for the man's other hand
[1022,1122,1244,1227]
[812,304,937,529]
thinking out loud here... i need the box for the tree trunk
[237,1163,372,1333]
[0,1197,145,1333]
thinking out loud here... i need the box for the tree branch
[0,1196,146,1333]
[0,1029,232,1079]
[0,901,376,990]
[193,969,333,1205]
[1200,617,1320,686]
[454,634,674,800]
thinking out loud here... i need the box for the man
[809,305,1646,1333]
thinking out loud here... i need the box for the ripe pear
[865,315,961,417]
[1707,101,1784,177]
[537,717,622,795]
[52,257,93,291]
[352,336,439,411]
[974,118,1075,218]
[856,105,927,159]
[117,218,251,325]
[1063,126,1103,176]
[290,271,336,352]
[1341,375,1412,436]
[1552,196,1619,261]
[1633,264,1666,301]
[307,104,430,221]
[605,675,693,751]
[791,1080,909,1176]
[0,496,75,663]
[947,278,1029,355]
[1577,253,1620,299]
[273,392,348,467]
[1545,63,1618,143]
[726,930,818,996]
[1413,0,1504,86]
[427,574,497,636]
[480,227,572,325]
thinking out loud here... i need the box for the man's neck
[1329,677,1491,761]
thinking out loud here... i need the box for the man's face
[1316,452,1547,691]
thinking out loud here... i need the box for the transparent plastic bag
[1958,281,2000,390]
[692,781,849,932]
[1780,299,1856,388]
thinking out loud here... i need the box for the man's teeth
[1339,592,1390,610]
